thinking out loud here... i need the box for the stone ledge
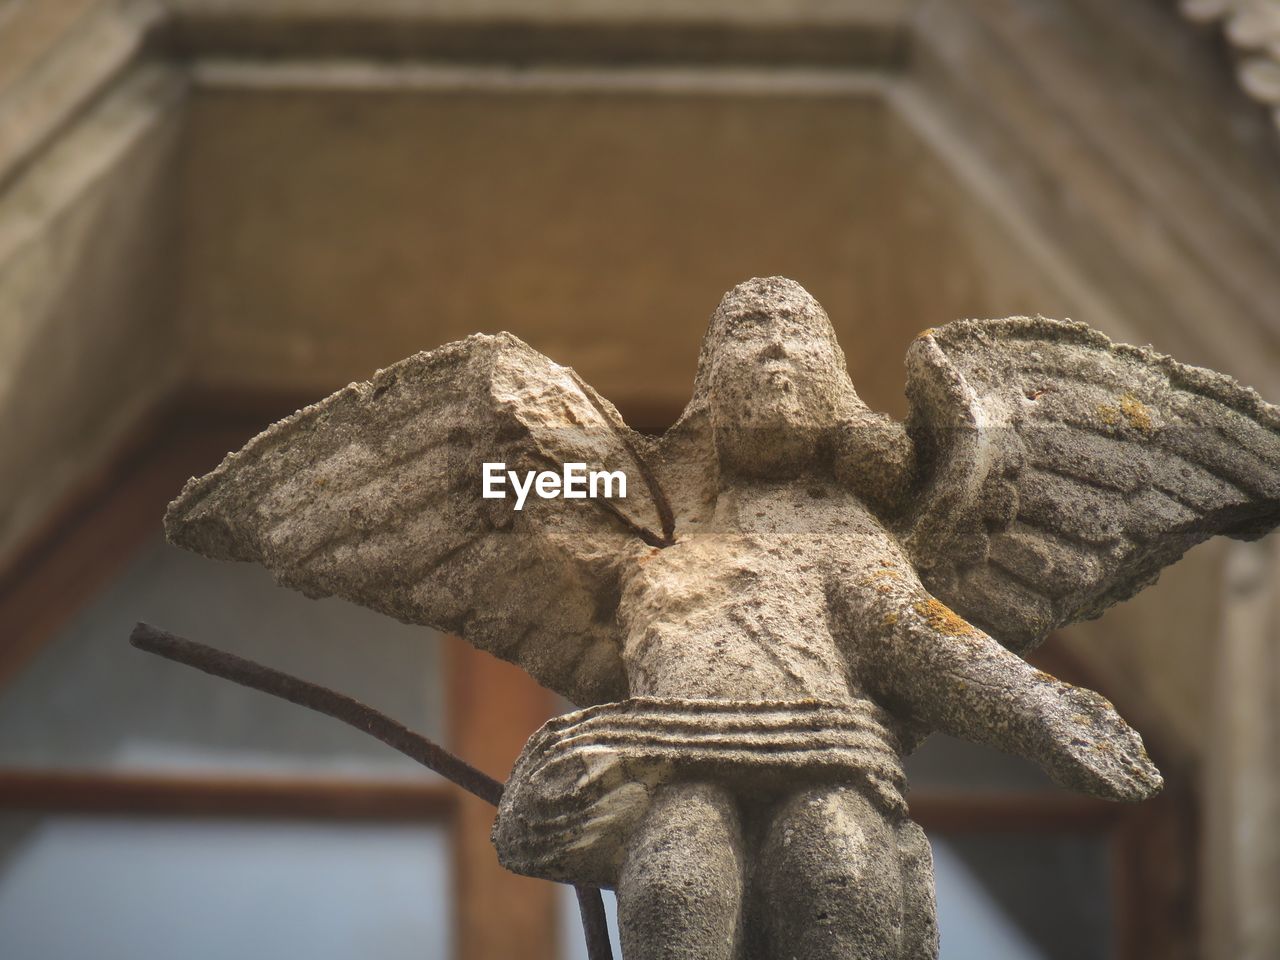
[0,0,163,193]
[161,0,911,67]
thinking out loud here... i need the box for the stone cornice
[161,1,910,68]
[0,0,164,192]
[1182,0,1280,132]
[909,0,1280,394]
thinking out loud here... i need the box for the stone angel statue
[165,278,1280,960]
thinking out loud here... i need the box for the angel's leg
[896,820,939,959]
[617,781,745,960]
[755,785,909,960]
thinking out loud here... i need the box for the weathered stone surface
[167,277,1280,959]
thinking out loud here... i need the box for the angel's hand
[1031,680,1163,802]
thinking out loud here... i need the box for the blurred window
[0,534,445,776]
[0,815,450,960]
[0,423,460,960]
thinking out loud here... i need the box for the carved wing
[902,317,1280,654]
[166,333,672,706]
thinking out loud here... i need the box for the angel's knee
[756,785,904,960]
[618,782,744,960]
[896,820,939,959]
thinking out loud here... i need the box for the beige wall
[177,80,1089,421]
[0,64,185,562]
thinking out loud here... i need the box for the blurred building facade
[1,1,1278,958]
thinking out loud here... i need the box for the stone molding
[0,0,163,192]
[1183,0,1280,133]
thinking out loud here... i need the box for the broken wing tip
[162,470,260,563]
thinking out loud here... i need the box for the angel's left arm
[835,562,1162,801]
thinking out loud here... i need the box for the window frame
[0,391,1199,960]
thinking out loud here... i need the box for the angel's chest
[709,479,887,538]
[618,531,869,640]
[619,481,906,624]
[617,536,853,699]
[624,535,822,613]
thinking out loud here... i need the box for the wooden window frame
[0,391,1198,960]
[0,390,560,960]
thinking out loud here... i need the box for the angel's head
[693,277,864,478]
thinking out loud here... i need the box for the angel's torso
[617,478,908,705]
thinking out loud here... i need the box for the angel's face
[705,304,854,479]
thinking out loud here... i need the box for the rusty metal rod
[576,884,615,960]
[129,622,613,960]
[130,621,503,803]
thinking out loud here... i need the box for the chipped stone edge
[916,315,1280,429]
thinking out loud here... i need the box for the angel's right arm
[837,562,1162,801]
[831,413,917,520]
